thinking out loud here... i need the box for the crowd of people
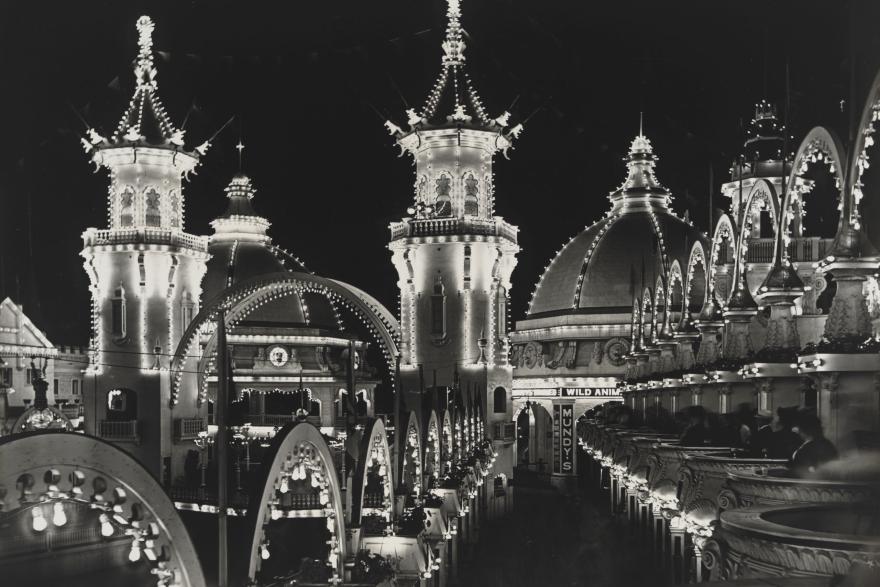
[588,402,839,478]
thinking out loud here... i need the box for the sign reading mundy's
[553,403,575,474]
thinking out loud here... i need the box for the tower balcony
[82,227,209,254]
[390,216,518,244]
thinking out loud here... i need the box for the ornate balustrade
[723,469,879,509]
[389,217,518,242]
[82,227,208,252]
[704,505,880,581]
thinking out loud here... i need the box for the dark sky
[1,0,878,345]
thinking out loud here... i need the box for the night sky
[1,0,878,345]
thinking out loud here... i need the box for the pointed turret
[609,124,673,213]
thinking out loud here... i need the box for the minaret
[80,16,209,477]
[386,0,521,496]
[722,101,789,227]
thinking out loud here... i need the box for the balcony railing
[99,420,139,443]
[390,217,518,242]
[740,237,834,264]
[174,417,206,441]
[83,227,208,253]
[237,414,322,428]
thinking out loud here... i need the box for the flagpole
[216,310,229,587]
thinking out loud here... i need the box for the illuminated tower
[386,0,522,491]
[80,16,209,478]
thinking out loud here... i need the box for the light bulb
[52,502,67,527]
[279,477,289,494]
[271,508,282,520]
[99,514,114,537]
[32,508,48,532]
[129,543,142,562]
[326,517,335,532]
[260,544,270,560]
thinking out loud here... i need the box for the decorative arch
[668,260,685,316]
[169,272,400,407]
[653,275,667,338]
[11,406,72,434]
[734,180,780,295]
[630,297,642,348]
[785,127,848,237]
[242,422,346,585]
[425,410,441,486]
[402,411,423,498]
[0,432,205,587]
[845,69,880,233]
[708,214,737,304]
[351,418,394,529]
[441,410,453,474]
[641,287,654,344]
[684,242,708,311]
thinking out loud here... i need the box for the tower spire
[442,0,466,66]
[134,15,157,89]
[639,111,644,137]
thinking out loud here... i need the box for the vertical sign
[560,404,575,474]
[552,404,561,474]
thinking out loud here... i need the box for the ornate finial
[236,140,245,171]
[134,16,157,88]
[639,111,644,137]
[442,0,466,65]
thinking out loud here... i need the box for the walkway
[458,483,664,586]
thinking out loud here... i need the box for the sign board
[559,404,575,474]
[512,387,621,399]
[552,403,576,475]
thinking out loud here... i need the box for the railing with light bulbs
[390,217,518,242]
[83,227,209,252]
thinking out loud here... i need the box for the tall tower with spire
[80,16,209,478]
[386,0,521,484]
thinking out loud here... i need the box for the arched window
[119,186,135,227]
[106,388,137,420]
[493,386,507,413]
[180,292,196,332]
[496,286,507,338]
[430,275,446,342]
[434,173,452,216]
[144,188,161,227]
[111,286,127,339]
[463,172,479,216]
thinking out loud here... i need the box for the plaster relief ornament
[268,345,289,368]
[605,337,630,367]
[521,341,542,369]
[591,340,605,365]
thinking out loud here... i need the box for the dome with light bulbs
[527,132,709,317]
[203,173,341,330]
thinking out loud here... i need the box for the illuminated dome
[528,132,708,316]
[203,173,340,329]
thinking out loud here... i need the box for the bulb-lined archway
[402,411,423,499]
[351,418,394,531]
[425,410,441,487]
[241,422,346,585]
[0,432,206,587]
[168,272,400,407]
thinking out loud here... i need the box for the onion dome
[203,174,340,330]
[384,0,522,142]
[528,130,707,317]
[81,16,207,157]
[730,101,789,182]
